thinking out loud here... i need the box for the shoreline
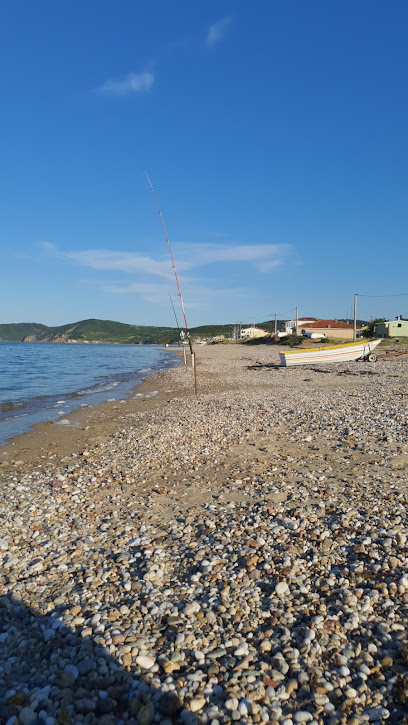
[0,348,183,468]
[1,344,408,724]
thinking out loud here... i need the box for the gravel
[1,343,408,724]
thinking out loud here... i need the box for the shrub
[363,318,386,338]
[280,334,303,347]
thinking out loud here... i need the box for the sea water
[0,342,179,445]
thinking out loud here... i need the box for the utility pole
[295,306,299,335]
[353,294,357,340]
[274,313,277,335]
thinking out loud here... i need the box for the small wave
[2,412,29,421]
[0,401,24,413]
[74,381,120,396]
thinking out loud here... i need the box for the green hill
[0,317,369,345]
[0,322,49,342]
[0,318,261,344]
[0,318,302,344]
[12,318,178,345]
[189,324,235,337]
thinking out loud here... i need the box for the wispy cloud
[41,242,293,276]
[102,281,167,303]
[206,16,232,47]
[100,279,239,308]
[40,241,292,311]
[40,241,58,253]
[95,71,154,96]
[173,242,292,272]
[65,249,172,277]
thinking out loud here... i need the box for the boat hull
[280,339,381,367]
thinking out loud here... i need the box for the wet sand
[0,351,185,469]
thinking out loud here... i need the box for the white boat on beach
[280,339,382,367]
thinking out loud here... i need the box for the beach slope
[1,344,408,724]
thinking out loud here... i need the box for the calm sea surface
[0,342,179,446]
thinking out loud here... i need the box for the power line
[266,308,296,318]
[359,292,408,298]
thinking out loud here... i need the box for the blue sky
[1,1,407,327]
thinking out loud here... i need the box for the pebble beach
[1,343,408,725]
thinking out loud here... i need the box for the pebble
[18,709,37,725]
[135,654,155,669]
[275,581,289,596]
[189,697,206,712]
[294,713,313,723]
[1,345,408,725]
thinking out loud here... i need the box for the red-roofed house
[300,319,354,339]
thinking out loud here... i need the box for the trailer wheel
[367,353,377,362]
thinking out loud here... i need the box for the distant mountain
[0,318,268,344]
[0,322,49,342]
[0,319,178,344]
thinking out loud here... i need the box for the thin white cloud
[102,281,167,304]
[40,242,289,314]
[42,242,293,276]
[39,241,58,255]
[96,71,154,95]
[173,242,292,271]
[64,250,171,277]
[100,279,239,308]
[206,16,232,47]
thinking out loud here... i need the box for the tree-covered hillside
[0,322,49,341]
[0,319,178,344]
[0,317,369,344]
[188,324,235,337]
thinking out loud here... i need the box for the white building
[240,326,268,339]
[285,317,318,334]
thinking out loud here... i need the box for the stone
[158,693,182,717]
[137,703,155,725]
[189,697,205,713]
[275,581,289,596]
[18,709,37,725]
[96,697,114,715]
[74,698,96,714]
[63,664,79,682]
[136,654,155,669]
[77,657,94,675]
[294,712,313,723]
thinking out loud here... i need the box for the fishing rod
[144,170,197,395]
[168,290,189,370]
[161,266,188,369]
[168,289,181,332]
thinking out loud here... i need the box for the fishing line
[144,170,198,395]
